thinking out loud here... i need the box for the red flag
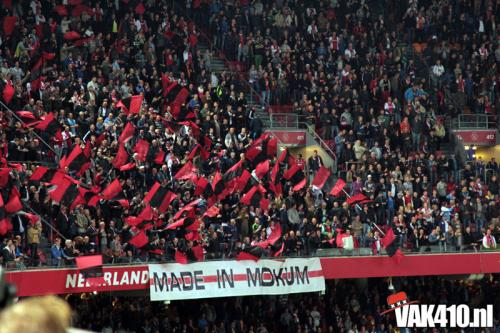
[241,185,266,206]
[329,179,346,197]
[15,111,36,120]
[203,205,220,218]
[236,246,263,261]
[0,168,10,187]
[129,230,149,248]
[119,122,136,143]
[393,248,404,264]
[192,245,204,261]
[135,2,145,14]
[54,5,68,16]
[144,182,178,213]
[380,228,395,248]
[312,166,331,188]
[133,139,150,161]
[175,250,188,264]
[0,219,12,235]
[154,150,166,164]
[3,16,17,36]
[76,255,104,285]
[116,199,129,209]
[138,205,153,221]
[5,192,22,213]
[254,160,270,179]
[346,193,367,206]
[283,163,307,191]
[174,161,197,180]
[113,144,129,169]
[63,31,81,40]
[23,212,40,225]
[101,179,122,200]
[117,95,143,115]
[2,81,14,104]
[120,162,136,171]
[173,199,200,220]
[266,137,278,157]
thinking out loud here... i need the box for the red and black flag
[35,113,60,134]
[381,228,404,262]
[0,79,14,104]
[330,178,346,197]
[173,199,200,220]
[76,255,104,286]
[132,139,150,162]
[0,194,12,235]
[163,77,190,105]
[119,122,136,143]
[194,177,213,199]
[199,135,212,151]
[346,193,367,206]
[236,245,264,261]
[283,164,307,191]
[257,223,285,257]
[30,56,44,91]
[278,148,296,167]
[212,171,226,199]
[117,95,143,115]
[245,143,265,168]
[203,205,220,218]
[174,161,197,181]
[166,217,200,232]
[129,230,149,248]
[112,144,130,170]
[29,166,62,184]
[143,182,178,213]
[223,159,244,189]
[175,245,204,264]
[187,144,210,161]
[60,144,90,176]
[235,169,257,194]
[254,160,270,180]
[101,179,123,201]
[5,190,22,214]
[79,187,101,207]
[311,166,338,194]
[154,149,166,165]
[49,178,84,209]
[241,184,266,207]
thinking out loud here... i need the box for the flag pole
[340,187,386,237]
[0,101,57,154]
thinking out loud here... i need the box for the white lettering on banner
[149,258,325,301]
[65,270,149,289]
[395,305,494,328]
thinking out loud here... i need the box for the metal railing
[4,246,498,271]
[453,114,498,130]
[269,113,299,129]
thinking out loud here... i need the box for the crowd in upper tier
[0,0,499,268]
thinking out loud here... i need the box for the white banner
[149,258,325,301]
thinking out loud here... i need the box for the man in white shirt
[482,229,497,249]
[431,59,444,87]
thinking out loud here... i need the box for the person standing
[27,221,42,266]
[307,150,323,181]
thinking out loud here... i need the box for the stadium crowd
[68,276,500,333]
[0,0,499,269]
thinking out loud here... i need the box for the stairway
[197,42,272,127]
